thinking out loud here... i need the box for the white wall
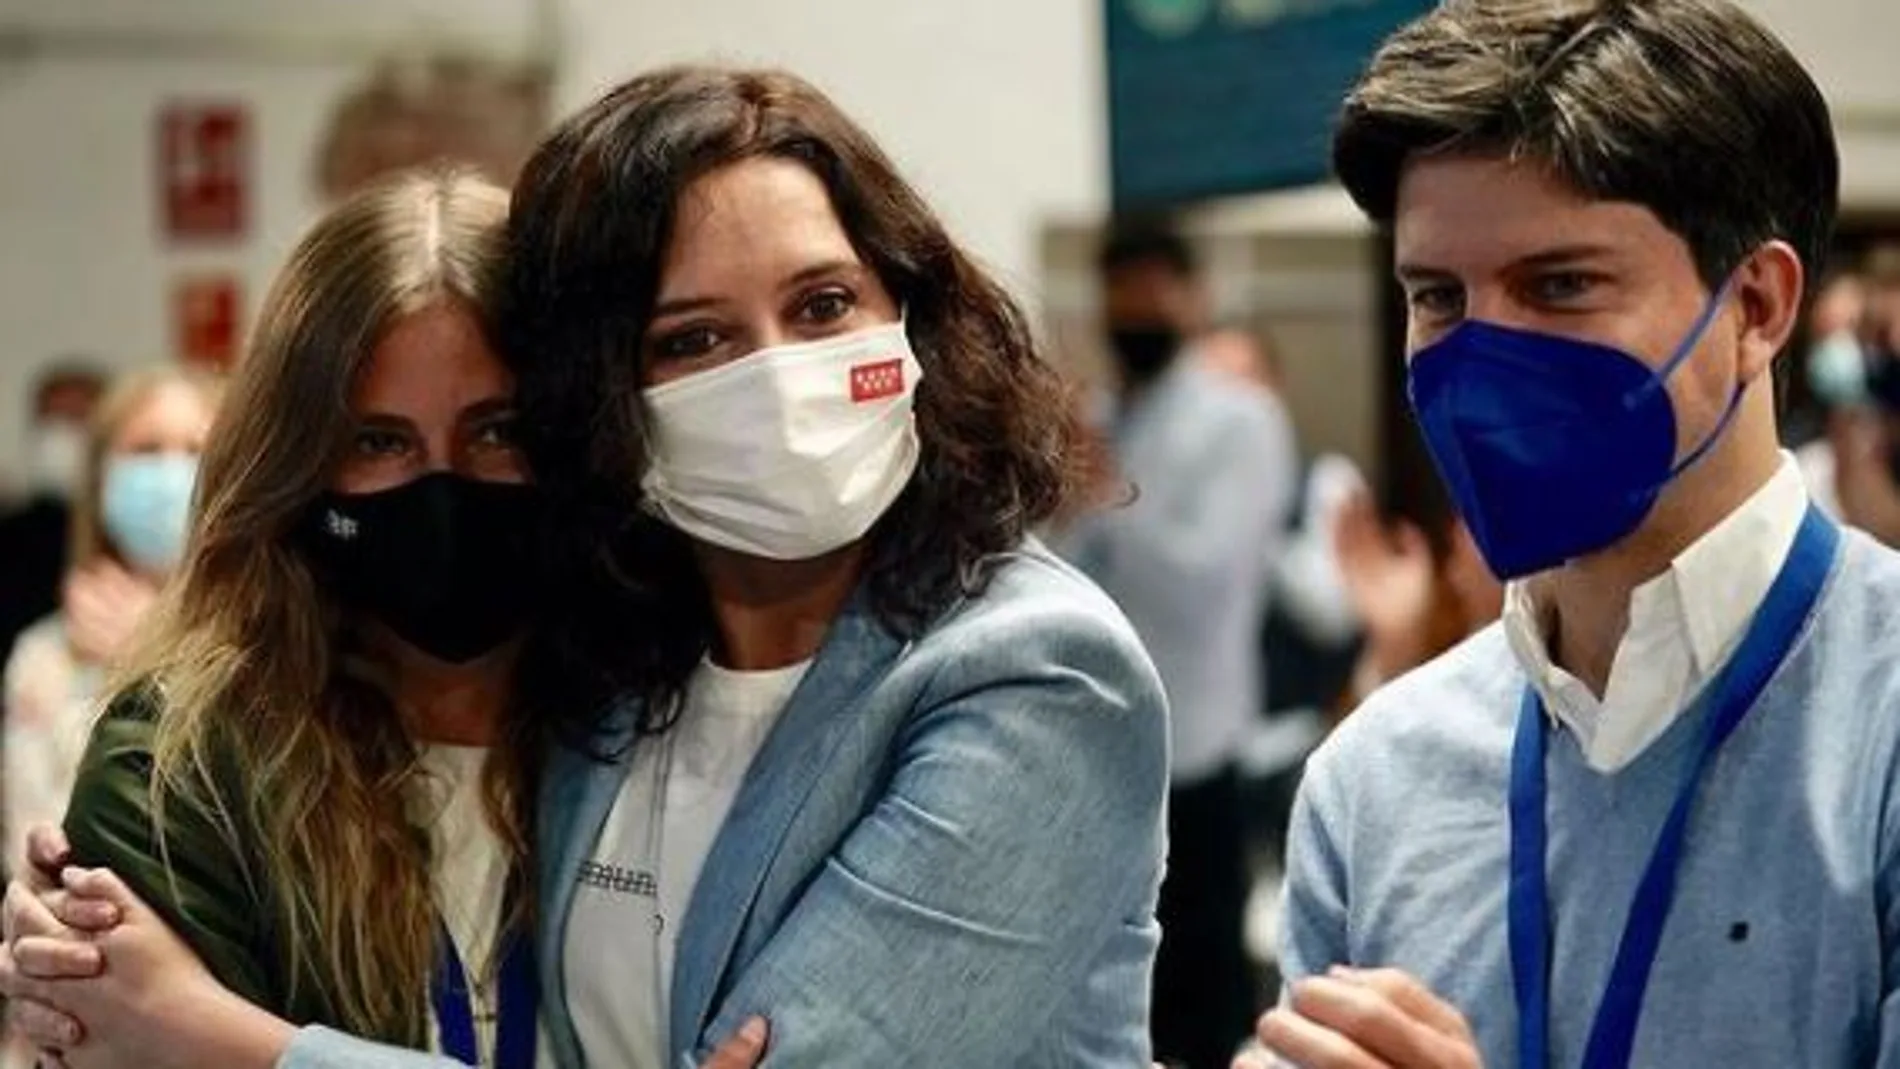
[0,0,538,486]
[1745,0,1900,109]
[1737,0,1900,211]
[0,58,352,462]
[0,0,541,57]
[554,0,1110,298]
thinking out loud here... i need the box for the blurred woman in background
[1818,252,1900,546]
[2,367,219,869]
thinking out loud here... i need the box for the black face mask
[1107,326,1182,385]
[299,473,543,664]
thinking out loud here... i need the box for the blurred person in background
[2,367,219,871]
[1793,265,1868,517]
[1195,328,1376,721]
[1802,267,1868,410]
[1199,325,1285,396]
[1257,456,1367,718]
[0,365,106,664]
[1821,252,1900,547]
[1062,224,1296,1069]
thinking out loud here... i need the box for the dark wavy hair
[499,65,1083,732]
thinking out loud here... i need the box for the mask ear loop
[1665,378,1747,479]
[1627,280,1737,406]
[1624,279,1748,495]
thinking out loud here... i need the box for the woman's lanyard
[1508,505,1837,1069]
[431,875,539,1068]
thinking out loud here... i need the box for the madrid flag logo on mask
[850,359,906,403]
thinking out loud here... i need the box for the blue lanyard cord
[431,876,539,1068]
[1508,506,1838,1069]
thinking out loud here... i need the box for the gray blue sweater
[1282,529,1900,1067]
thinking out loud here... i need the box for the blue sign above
[1106,0,1432,208]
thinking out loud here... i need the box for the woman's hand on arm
[1,824,112,1048]
[3,857,293,1069]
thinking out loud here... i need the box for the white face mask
[640,320,924,560]
[26,421,86,499]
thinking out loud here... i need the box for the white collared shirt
[1502,453,1810,773]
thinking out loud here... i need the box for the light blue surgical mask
[101,454,199,574]
[1807,330,1869,407]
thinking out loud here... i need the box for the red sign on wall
[174,275,243,370]
[160,103,250,240]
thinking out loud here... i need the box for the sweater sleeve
[1279,738,1353,987]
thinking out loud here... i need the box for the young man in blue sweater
[1248,1,1900,1067]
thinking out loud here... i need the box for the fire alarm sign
[160,103,250,241]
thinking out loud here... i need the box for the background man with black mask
[1059,223,1297,1069]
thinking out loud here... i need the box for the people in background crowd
[2,367,219,871]
[0,364,106,664]
[1062,224,1296,1069]
[1194,332,1386,723]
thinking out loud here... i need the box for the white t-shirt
[565,658,810,1069]
[413,744,557,1068]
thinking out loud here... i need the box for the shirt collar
[1502,452,1809,768]
[1672,455,1810,671]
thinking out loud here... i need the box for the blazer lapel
[537,696,643,1066]
[669,599,908,1060]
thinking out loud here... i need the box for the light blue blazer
[281,544,1169,1067]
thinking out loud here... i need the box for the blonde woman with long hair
[0,168,556,1068]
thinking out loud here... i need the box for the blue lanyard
[431,877,539,1068]
[1508,505,1837,1069]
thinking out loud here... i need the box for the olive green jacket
[62,692,356,1033]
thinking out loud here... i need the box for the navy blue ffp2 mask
[1407,289,1740,580]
